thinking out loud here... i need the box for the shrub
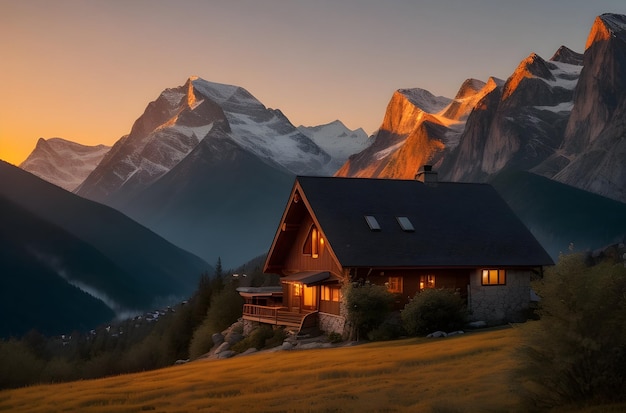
[327,332,343,344]
[367,312,404,341]
[231,325,276,353]
[521,252,626,408]
[344,282,395,341]
[401,289,466,336]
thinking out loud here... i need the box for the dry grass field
[0,324,623,413]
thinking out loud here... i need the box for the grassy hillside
[1,325,622,413]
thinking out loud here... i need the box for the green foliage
[401,289,466,336]
[521,253,626,408]
[231,325,284,353]
[367,312,404,342]
[0,339,45,388]
[188,283,244,359]
[187,322,215,360]
[344,282,395,340]
[327,332,343,344]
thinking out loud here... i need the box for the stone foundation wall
[318,312,346,335]
[468,269,531,324]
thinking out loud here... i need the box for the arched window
[302,225,323,258]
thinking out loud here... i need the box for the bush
[344,282,395,341]
[367,312,404,341]
[327,332,343,344]
[401,289,466,336]
[521,253,626,408]
[231,325,276,353]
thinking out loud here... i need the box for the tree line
[0,257,273,389]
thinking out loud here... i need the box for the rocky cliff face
[442,49,582,182]
[335,79,489,179]
[339,14,626,205]
[535,14,626,202]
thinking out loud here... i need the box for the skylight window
[364,215,381,231]
[396,216,415,232]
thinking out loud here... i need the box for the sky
[1,0,625,166]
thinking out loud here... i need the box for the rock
[212,333,224,346]
[174,359,188,365]
[215,342,230,354]
[447,331,464,336]
[240,348,258,356]
[297,342,323,350]
[467,320,487,329]
[426,331,447,338]
[224,330,243,345]
[281,342,294,351]
[217,350,235,359]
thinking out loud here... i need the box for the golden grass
[0,325,622,412]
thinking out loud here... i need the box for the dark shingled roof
[296,176,553,268]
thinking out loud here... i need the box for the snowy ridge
[189,78,336,175]
[20,138,110,191]
[297,120,370,170]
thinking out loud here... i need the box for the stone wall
[467,269,531,324]
[318,312,346,335]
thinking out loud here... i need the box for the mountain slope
[490,170,626,259]
[297,120,369,172]
[74,77,352,266]
[120,126,294,267]
[76,77,335,208]
[0,195,119,337]
[0,161,211,327]
[19,138,110,191]
[334,79,492,179]
[536,14,626,202]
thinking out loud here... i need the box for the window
[293,283,302,297]
[387,276,403,293]
[419,274,436,290]
[302,225,323,258]
[396,216,415,232]
[364,215,381,231]
[482,269,506,285]
[321,285,341,302]
[303,285,316,307]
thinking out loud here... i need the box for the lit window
[321,285,341,302]
[482,269,506,285]
[419,274,436,290]
[293,283,302,296]
[302,225,323,258]
[387,276,403,293]
[365,215,381,231]
[396,216,415,232]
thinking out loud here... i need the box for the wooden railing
[242,304,313,328]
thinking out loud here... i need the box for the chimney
[415,165,438,186]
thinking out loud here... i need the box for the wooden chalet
[240,167,554,336]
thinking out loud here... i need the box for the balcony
[242,304,317,329]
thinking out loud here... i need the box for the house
[240,167,554,336]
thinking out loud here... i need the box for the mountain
[0,160,211,336]
[76,77,341,206]
[335,13,626,257]
[74,77,364,266]
[297,120,370,172]
[334,78,495,178]
[534,14,626,203]
[490,170,626,258]
[19,138,110,191]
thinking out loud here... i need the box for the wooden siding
[282,215,342,275]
